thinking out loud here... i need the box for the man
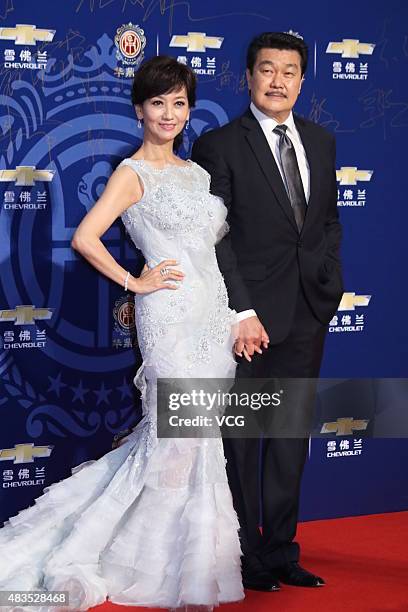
[192,32,343,592]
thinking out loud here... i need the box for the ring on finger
[160,267,170,278]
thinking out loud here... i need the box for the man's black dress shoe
[242,571,280,592]
[273,561,325,587]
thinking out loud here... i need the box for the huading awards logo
[114,22,146,79]
[112,295,137,349]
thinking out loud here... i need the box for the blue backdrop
[1,0,407,525]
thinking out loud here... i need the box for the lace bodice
[120,158,228,267]
[118,157,236,378]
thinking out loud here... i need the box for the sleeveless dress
[0,159,244,611]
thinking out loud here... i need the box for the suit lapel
[240,110,298,232]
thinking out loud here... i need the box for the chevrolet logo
[0,166,55,187]
[169,32,224,53]
[321,417,369,436]
[336,167,373,186]
[0,305,53,325]
[326,39,375,59]
[338,293,371,312]
[0,24,56,46]
[0,443,53,464]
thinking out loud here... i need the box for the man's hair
[247,32,308,76]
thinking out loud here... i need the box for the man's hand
[234,316,269,362]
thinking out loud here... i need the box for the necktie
[273,124,307,233]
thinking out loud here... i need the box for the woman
[0,56,244,611]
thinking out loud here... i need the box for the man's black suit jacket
[191,108,344,344]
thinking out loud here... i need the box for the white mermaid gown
[0,159,244,611]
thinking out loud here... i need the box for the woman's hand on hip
[133,260,184,294]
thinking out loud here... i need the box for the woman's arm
[71,165,183,293]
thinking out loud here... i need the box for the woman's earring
[185,119,190,130]
[137,118,142,129]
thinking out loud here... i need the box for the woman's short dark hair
[131,55,196,150]
[247,32,308,76]
[131,55,196,107]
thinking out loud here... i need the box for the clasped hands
[234,315,269,362]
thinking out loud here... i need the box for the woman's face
[137,86,189,144]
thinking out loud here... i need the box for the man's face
[246,47,304,122]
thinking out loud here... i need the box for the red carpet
[92,511,408,612]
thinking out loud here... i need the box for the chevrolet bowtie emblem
[0,443,53,464]
[338,293,371,312]
[321,417,369,436]
[0,24,56,46]
[0,166,55,186]
[169,32,224,53]
[336,167,373,185]
[326,39,375,59]
[0,305,53,325]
